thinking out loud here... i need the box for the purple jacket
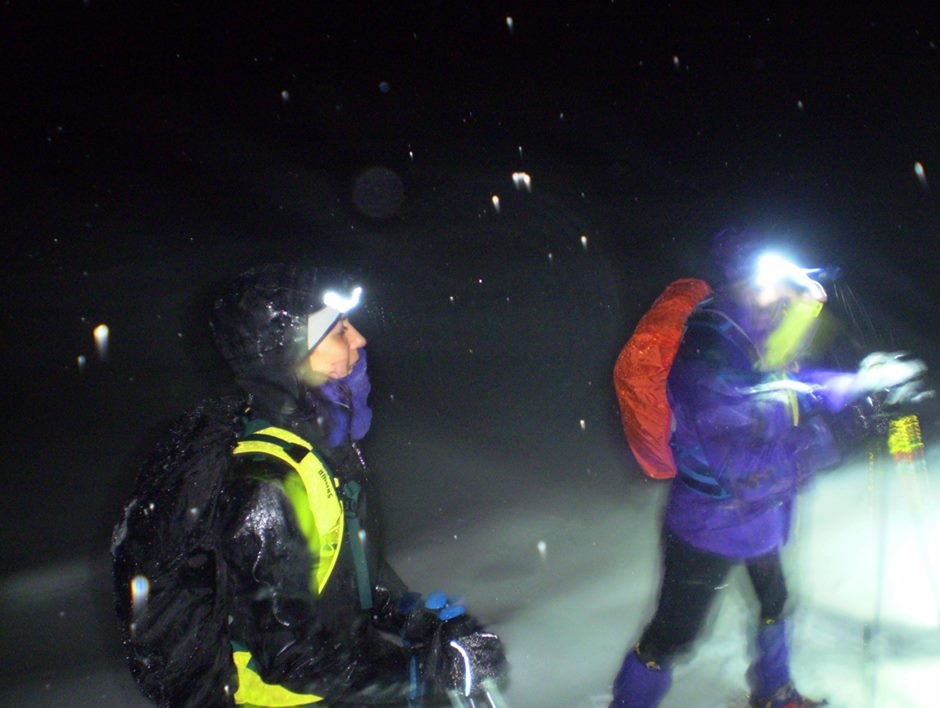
[663,293,842,559]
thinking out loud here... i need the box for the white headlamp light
[754,252,826,302]
[306,286,363,352]
[323,286,362,313]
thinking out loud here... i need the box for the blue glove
[399,590,466,644]
[424,590,467,621]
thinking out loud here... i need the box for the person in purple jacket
[609,229,929,708]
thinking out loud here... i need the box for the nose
[347,323,367,349]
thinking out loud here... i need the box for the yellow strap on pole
[887,414,925,458]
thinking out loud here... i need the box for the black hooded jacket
[210,265,414,703]
[116,265,505,707]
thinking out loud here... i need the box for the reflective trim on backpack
[232,426,344,595]
[232,646,323,705]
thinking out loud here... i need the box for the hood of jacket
[209,263,359,440]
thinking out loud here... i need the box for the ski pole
[447,679,510,708]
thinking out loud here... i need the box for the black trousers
[637,531,788,663]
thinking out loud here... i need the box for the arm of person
[798,353,929,412]
[671,320,841,502]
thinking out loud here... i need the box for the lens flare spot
[353,166,405,219]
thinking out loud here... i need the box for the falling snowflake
[914,161,928,190]
[94,323,109,360]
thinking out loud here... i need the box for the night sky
[2,3,940,704]
[7,6,940,272]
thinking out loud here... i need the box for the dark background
[1,2,939,703]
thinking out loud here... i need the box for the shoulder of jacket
[690,306,754,345]
[228,449,296,492]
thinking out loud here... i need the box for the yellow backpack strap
[232,426,344,595]
[231,643,322,706]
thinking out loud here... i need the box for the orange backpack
[613,279,713,479]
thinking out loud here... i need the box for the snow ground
[2,423,936,708]
[386,436,940,708]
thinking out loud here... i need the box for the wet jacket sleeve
[222,475,410,702]
[670,320,841,503]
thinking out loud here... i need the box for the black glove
[431,612,508,700]
[371,585,421,636]
[393,591,508,702]
[826,393,888,455]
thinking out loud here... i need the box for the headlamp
[306,285,363,352]
[753,251,827,303]
[323,286,362,313]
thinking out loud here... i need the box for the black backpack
[112,396,243,708]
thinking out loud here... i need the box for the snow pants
[611,532,791,707]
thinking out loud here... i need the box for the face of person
[735,275,824,327]
[755,276,827,308]
[303,317,366,382]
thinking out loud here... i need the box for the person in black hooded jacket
[115,263,507,707]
